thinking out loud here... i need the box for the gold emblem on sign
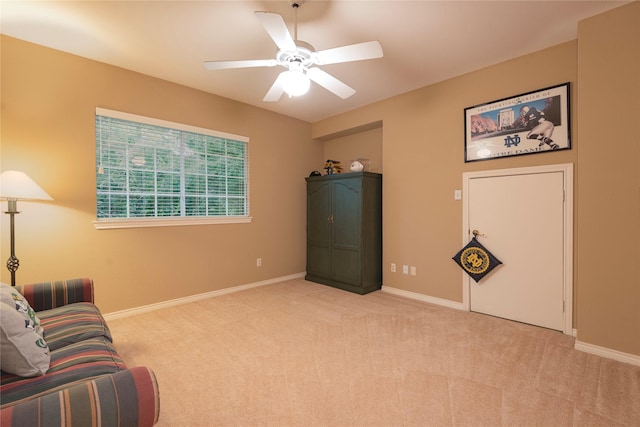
[460,247,490,275]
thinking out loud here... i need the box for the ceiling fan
[203,2,383,102]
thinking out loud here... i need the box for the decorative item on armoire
[350,158,371,172]
[323,159,343,175]
[350,160,364,172]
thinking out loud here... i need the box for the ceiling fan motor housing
[277,41,316,69]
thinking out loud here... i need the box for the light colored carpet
[107,279,640,426]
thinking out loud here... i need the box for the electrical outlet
[256,258,262,267]
[410,266,416,276]
[402,265,409,275]
[390,263,396,272]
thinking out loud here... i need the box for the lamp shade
[0,171,52,201]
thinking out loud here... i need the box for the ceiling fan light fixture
[281,69,310,97]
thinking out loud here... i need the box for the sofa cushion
[1,335,126,408]
[0,283,44,337]
[37,302,113,351]
[0,303,51,378]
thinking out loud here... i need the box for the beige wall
[315,2,639,357]
[316,41,578,302]
[2,2,638,357]
[575,3,640,355]
[322,126,383,174]
[0,36,319,313]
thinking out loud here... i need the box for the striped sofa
[1,279,159,426]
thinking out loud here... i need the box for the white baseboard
[575,340,640,366]
[381,285,465,311]
[382,287,640,366]
[103,272,306,321]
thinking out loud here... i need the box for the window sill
[93,216,253,230]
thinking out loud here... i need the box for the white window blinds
[95,108,249,222]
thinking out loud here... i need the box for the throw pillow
[0,282,44,337]
[0,301,51,376]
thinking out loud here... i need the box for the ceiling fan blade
[255,11,296,51]
[315,41,383,65]
[204,59,277,70]
[307,67,356,99]
[263,72,287,102]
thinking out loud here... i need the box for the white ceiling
[1,0,628,123]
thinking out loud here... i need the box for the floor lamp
[0,170,52,286]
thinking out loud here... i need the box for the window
[94,108,250,229]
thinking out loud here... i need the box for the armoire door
[332,177,362,285]
[306,180,332,278]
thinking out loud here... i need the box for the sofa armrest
[0,367,160,427]
[17,278,94,312]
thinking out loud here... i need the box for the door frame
[461,163,574,335]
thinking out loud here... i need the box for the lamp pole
[4,199,20,286]
[1,171,53,286]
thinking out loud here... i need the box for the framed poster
[464,82,570,162]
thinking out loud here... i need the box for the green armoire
[305,172,382,294]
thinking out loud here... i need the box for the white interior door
[463,165,573,333]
